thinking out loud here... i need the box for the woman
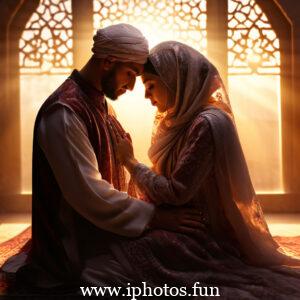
[109,41,300,298]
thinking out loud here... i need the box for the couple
[3,23,300,298]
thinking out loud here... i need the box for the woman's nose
[145,89,151,99]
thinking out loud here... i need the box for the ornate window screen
[19,0,73,74]
[228,0,280,75]
[93,0,207,53]
[227,0,283,192]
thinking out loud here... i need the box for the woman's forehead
[141,72,159,84]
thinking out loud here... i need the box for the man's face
[102,62,143,100]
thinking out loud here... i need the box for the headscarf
[147,41,299,266]
[148,41,231,175]
[92,23,149,64]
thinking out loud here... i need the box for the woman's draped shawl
[147,41,298,266]
[202,107,294,266]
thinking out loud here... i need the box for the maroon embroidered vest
[22,70,127,286]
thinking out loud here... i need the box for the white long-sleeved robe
[37,105,155,237]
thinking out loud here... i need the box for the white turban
[92,23,149,64]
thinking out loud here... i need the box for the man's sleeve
[37,105,155,237]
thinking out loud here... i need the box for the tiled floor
[0,213,299,244]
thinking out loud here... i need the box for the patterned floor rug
[0,227,300,295]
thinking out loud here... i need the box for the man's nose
[145,89,151,99]
[127,76,136,91]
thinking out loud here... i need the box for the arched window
[228,0,282,192]
[18,0,292,204]
[20,0,73,192]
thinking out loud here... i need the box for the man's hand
[148,207,206,235]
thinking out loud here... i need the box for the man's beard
[101,66,119,101]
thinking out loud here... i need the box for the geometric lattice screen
[20,0,73,192]
[228,0,280,75]
[93,0,207,51]
[228,0,282,192]
[20,0,73,74]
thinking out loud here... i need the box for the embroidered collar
[70,69,107,111]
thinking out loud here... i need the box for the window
[19,0,287,195]
[20,0,73,192]
[228,0,282,192]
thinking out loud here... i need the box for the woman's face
[142,73,173,113]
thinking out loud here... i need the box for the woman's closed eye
[146,83,154,91]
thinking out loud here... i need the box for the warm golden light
[228,0,283,193]
[105,15,207,168]
[20,75,67,194]
[229,75,283,193]
[92,0,208,174]
[20,0,283,195]
[93,0,207,52]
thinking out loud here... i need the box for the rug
[0,227,300,294]
[1,227,300,266]
[0,227,31,267]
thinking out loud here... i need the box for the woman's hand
[116,135,135,165]
[109,118,139,171]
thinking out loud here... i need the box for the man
[4,24,201,291]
